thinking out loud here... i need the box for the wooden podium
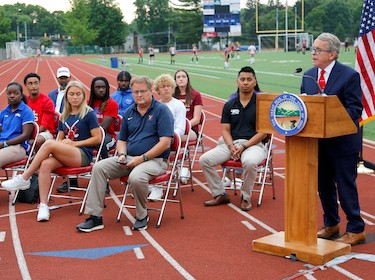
[252,94,355,265]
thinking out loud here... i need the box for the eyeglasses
[310,48,332,55]
[133,89,149,95]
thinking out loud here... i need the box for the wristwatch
[142,154,149,162]
[241,143,247,150]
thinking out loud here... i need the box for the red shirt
[177,89,203,131]
[91,98,118,139]
[27,93,56,134]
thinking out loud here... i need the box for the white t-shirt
[55,88,65,112]
[248,45,256,55]
[162,98,186,136]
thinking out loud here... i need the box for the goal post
[255,0,304,34]
[258,32,313,52]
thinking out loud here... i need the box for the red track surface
[1,57,375,280]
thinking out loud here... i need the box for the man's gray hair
[316,32,341,59]
[130,76,152,89]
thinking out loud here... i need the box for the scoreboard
[203,0,241,37]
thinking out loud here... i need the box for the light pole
[17,9,21,46]
[24,21,27,48]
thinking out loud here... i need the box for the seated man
[199,66,267,211]
[24,73,55,151]
[76,76,174,232]
[111,70,134,116]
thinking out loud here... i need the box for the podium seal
[270,93,307,136]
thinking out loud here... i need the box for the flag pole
[355,0,375,174]
[358,126,374,174]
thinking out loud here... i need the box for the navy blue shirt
[221,93,257,140]
[119,97,174,159]
[58,109,100,162]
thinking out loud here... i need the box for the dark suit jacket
[300,61,363,156]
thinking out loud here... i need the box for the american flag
[356,0,375,125]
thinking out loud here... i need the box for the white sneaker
[148,186,163,201]
[233,178,243,190]
[1,174,30,191]
[37,203,50,222]
[180,167,190,184]
[223,177,232,187]
[223,177,243,189]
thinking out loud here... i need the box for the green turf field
[83,49,375,141]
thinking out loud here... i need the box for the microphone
[294,68,326,96]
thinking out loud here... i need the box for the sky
[2,1,297,24]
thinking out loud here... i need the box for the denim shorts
[79,148,90,166]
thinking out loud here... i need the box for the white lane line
[123,226,133,236]
[133,247,145,259]
[332,266,363,280]
[8,193,31,280]
[194,178,278,234]
[362,217,375,226]
[110,192,195,280]
[241,221,256,231]
[0,231,5,242]
[360,210,375,221]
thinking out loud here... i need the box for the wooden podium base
[252,232,351,265]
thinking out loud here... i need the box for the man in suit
[301,32,365,245]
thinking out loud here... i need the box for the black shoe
[132,215,149,231]
[57,178,78,193]
[57,181,68,193]
[76,215,104,232]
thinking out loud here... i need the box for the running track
[1,57,375,280]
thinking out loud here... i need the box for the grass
[83,49,375,141]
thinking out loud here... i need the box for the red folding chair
[117,132,183,228]
[221,134,275,207]
[109,114,122,157]
[47,126,105,214]
[181,110,206,191]
[1,122,40,205]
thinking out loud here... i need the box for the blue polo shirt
[119,97,174,159]
[0,101,34,152]
[111,89,134,116]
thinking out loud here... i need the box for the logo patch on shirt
[148,114,153,121]
[15,113,21,117]
[230,109,240,115]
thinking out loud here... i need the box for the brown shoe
[204,193,230,206]
[317,224,340,239]
[335,231,366,245]
[240,199,252,211]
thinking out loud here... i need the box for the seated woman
[2,81,102,222]
[173,69,203,142]
[0,82,34,168]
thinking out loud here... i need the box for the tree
[65,0,98,46]
[87,0,127,47]
[168,0,202,45]
[134,0,170,45]
[0,7,16,47]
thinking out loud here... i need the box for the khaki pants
[85,156,167,220]
[199,138,266,201]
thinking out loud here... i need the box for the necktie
[318,69,326,93]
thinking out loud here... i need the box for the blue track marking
[27,244,149,260]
